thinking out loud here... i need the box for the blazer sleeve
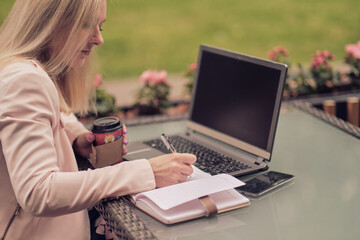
[0,67,155,217]
[60,112,89,145]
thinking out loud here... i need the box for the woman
[0,0,196,239]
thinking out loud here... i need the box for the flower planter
[79,100,190,128]
[134,104,162,116]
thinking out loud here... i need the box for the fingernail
[124,139,128,144]
[88,134,95,141]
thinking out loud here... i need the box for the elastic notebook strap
[199,196,218,217]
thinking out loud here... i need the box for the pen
[161,133,177,153]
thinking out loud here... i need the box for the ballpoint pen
[161,133,177,153]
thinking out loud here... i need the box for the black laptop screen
[190,49,282,151]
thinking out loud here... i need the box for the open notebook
[128,166,250,224]
[125,44,287,177]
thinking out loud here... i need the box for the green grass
[1,0,360,81]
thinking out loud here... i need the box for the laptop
[125,44,287,177]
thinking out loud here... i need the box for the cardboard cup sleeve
[89,136,123,168]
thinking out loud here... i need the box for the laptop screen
[188,45,287,160]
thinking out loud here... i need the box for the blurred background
[1,0,359,82]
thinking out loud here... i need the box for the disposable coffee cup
[89,117,123,168]
[92,117,123,145]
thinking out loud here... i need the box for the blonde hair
[0,0,104,115]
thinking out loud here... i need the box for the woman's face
[71,0,107,68]
[51,1,107,69]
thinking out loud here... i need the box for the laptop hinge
[255,157,265,165]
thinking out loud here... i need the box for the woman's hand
[73,124,128,158]
[148,153,197,188]
[72,132,95,158]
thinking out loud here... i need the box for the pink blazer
[0,61,155,240]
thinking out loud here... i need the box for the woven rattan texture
[286,101,360,139]
[95,198,158,240]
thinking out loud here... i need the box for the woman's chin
[70,58,86,69]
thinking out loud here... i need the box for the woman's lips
[81,50,90,56]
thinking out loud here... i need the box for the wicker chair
[95,198,157,240]
[76,155,157,240]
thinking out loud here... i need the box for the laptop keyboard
[144,136,251,175]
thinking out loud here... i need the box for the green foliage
[273,46,360,98]
[290,64,315,96]
[90,88,118,117]
[1,0,360,80]
[97,0,360,80]
[134,70,171,114]
[87,75,118,117]
[184,62,197,96]
[135,82,171,113]
[309,50,335,92]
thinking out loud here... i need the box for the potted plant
[134,69,171,115]
[344,41,360,88]
[309,50,335,93]
[267,46,314,98]
[184,62,197,96]
[88,74,118,117]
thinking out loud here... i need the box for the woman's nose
[90,27,104,46]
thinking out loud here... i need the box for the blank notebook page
[134,173,245,210]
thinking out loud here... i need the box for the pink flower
[188,63,197,72]
[312,56,325,67]
[274,46,289,56]
[139,69,153,84]
[91,74,103,89]
[354,50,360,59]
[345,42,360,59]
[94,74,102,87]
[321,50,334,60]
[345,44,356,54]
[152,70,167,84]
[311,50,335,69]
[268,50,275,60]
[267,46,289,62]
[139,69,168,85]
